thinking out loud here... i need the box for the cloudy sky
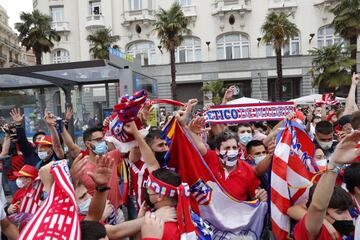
[0,0,33,30]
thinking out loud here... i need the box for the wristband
[95,185,110,192]
[327,162,343,174]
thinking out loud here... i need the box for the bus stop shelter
[0,49,157,140]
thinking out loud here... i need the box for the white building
[0,5,33,68]
[33,0,360,106]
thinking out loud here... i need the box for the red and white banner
[204,102,295,124]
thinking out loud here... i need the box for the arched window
[317,25,342,48]
[175,37,201,63]
[52,49,70,63]
[266,35,300,57]
[217,33,249,60]
[127,41,156,66]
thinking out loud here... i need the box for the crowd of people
[0,73,359,240]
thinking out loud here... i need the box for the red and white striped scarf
[271,120,316,239]
[315,93,339,106]
[19,160,81,240]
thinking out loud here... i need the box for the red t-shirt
[162,222,181,240]
[203,150,260,200]
[294,214,341,240]
[128,158,149,210]
[80,150,123,208]
[8,154,25,181]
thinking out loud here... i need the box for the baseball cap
[14,165,38,179]
[35,135,53,146]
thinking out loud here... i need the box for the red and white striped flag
[315,93,339,106]
[19,160,81,240]
[271,120,316,239]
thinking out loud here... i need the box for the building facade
[0,5,33,68]
[33,0,360,107]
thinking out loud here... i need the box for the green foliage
[87,28,120,60]
[261,11,299,49]
[330,0,360,40]
[153,2,191,51]
[201,81,225,105]
[15,10,61,65]
[309,43,355,88]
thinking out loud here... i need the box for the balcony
[0,53,7,62]
[9,58,27,67]
[122,9,155,27]
[268,0,297,11]
[48,0,64,6]
[85,15,106,30]
[51,21,70,33]
[313,0,337,8]
[0,36,21,52]
[212,0,252,16]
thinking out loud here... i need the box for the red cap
[35,135,52,146]
[14,165,38,179]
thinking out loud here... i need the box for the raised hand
[65,107,73,122]
[188,117,208,134]
[141,211,164,240]
[103,116,111,128]
[330,130,360,165]
[10,108,24,125]
[43,110,56,127]
[87,154,114,187]
[69,153,88,186]
[352,73,360,86]
[122,121,139,136]
[224,85,236,100]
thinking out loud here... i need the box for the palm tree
[87,28,120,60]
[153,2,191,100]
[330,0,360,73]
[15,10,60,65]
[201,81,225,105]
[309,43,355,91]
[261,12,299,101]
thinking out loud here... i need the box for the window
[317,25,342,48]
[51,7,64,22]
[130,0,142,10]
[52,49,70,63]
[90,0,101,15]
[267,78,300,101]
[178,0,191,6]
[175,37,201,63]
[217,33,250,60]
[266,35,300,57]
[127,41,156,65]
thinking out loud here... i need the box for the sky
[0,0,33,31]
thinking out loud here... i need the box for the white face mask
[219,149,239,167]
[316,159,328,167]
[239,133,253,146]
[78,197,92,215]
[16,178,26,188]
[254,155,267,165]
[38,151,49,160]
[317,140,333,150]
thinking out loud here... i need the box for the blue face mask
[239,133,253,146]
[92,141,108,155]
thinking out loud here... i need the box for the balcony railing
[85,15,106,30]
[122,9,155,26]
[0,36,21,51]
[51,21,70,32]
[268,0,298,10]
[212,0,252,15]
[0,53,7,62]
[313,0,337,7]
[182,5,197,17]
